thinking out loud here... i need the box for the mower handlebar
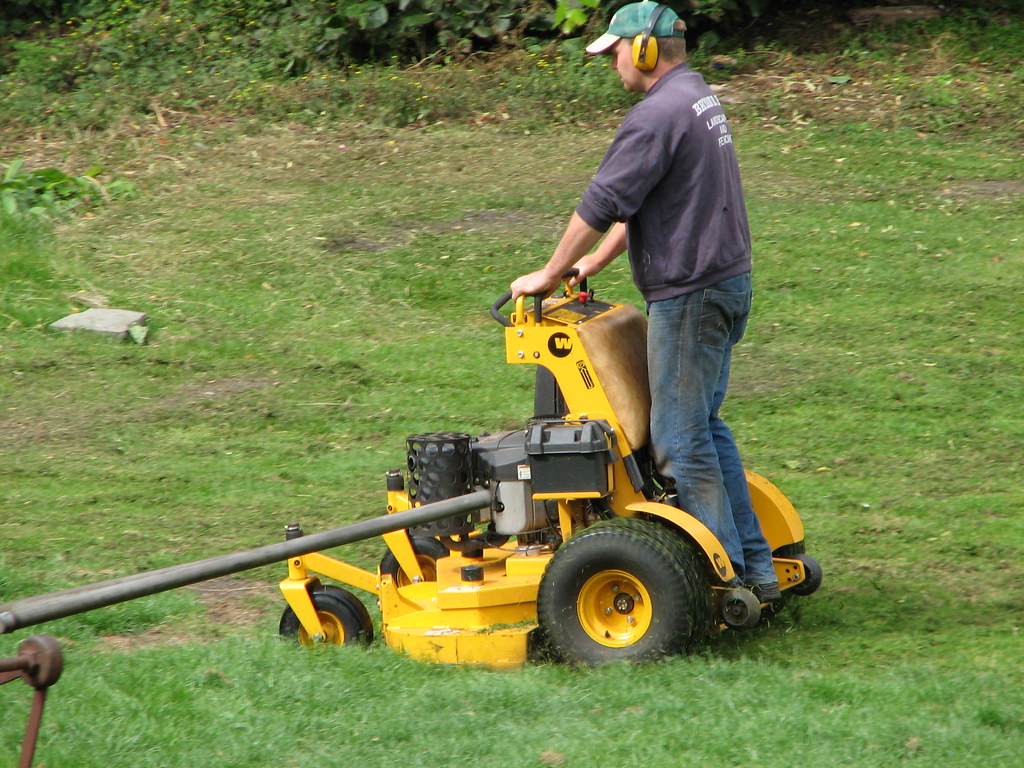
[490,270,586,327]
[489,291,515,327]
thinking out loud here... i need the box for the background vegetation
[2,2,1022,767]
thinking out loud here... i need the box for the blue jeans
[647,272,776,585]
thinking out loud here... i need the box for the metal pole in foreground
[0,489,492,635]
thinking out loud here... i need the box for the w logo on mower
[548,333,573,357]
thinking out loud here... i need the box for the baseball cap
[585,2,686,55]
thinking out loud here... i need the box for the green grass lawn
[2,57,1023,768]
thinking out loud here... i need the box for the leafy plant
[0,159,136,219]
[553,0,600,34]
[251,0,556,70]
[0,0,102,35]
[552,0,773,36]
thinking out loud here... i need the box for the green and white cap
[585,2,686,55]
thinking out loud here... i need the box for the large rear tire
[537,518,711,664]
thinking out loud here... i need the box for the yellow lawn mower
[0,275,821,668]
[276,273,823,666]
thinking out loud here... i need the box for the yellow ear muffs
[632,33,659,71]
[631,4,668,72]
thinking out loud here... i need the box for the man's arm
[510,214,619,299]
[570,221,627,285]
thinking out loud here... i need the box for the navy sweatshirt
[576,64,752,302]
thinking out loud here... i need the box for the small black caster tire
[279,585,373,647]
[790,554,823,596]
[721,587,762,630]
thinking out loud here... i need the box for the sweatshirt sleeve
[576,109,673,232]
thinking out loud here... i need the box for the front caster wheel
[279,585,373,647]
[720,587,761,630]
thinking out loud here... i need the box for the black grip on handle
[489,291,514,327]
[564,268,588,296]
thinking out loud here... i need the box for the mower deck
[379,547,550,668]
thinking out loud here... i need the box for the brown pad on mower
[577,303,651,451]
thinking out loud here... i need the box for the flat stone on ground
[50,308,148,340]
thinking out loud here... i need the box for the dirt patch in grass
[189,577,278,628]
[323,233,404,255]
[941,180,1024,199]
[96,577,279,652]
[175,376,279,406]
[0,395,121,450]
[321,208,565,257]
[0,374,278,451]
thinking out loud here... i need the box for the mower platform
[379,546,549,668]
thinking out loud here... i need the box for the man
[509,1,781,601]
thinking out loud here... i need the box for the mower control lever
[489,270,588,327]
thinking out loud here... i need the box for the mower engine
[404,422,617,542]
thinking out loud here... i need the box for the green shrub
[1,160,136,219]
[0,0,561,78]
[1,1,1021,135]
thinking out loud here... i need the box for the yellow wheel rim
[577,569,653,647]
[297,610,347,646]
[394,555,439,587]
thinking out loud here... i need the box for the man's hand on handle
[509,216,624,300]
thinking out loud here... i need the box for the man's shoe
[749,581,783,603]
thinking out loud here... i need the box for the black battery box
[525,421,616,495]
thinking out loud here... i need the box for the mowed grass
[2,98,1023,765]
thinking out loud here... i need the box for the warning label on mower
[546,308,587,324]
[545,299,614,325]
